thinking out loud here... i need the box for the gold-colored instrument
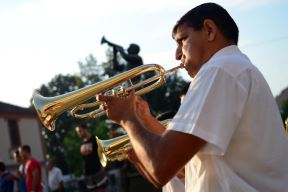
[96,119,172,167]
[96,135,130,167]
[32,64,182,131]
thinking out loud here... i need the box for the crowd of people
[0,145,64,192]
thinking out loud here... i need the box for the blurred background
[1,0,288,191]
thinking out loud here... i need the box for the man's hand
[97,92,139,125]
[134,96,153,122]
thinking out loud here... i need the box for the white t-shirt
[162,177,185,192]
[48,167,63,191]
[169,45,288,192]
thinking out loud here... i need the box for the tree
[145,71,187,116]
[36,56,109,175]
[280,99,288,130]
[37,74,84,174]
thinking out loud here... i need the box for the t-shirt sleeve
[168,66,248,155]
[56,169,64,182]
[30,160,40,170]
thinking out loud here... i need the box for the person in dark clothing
[75,123,108,192]
[0,161,14,192]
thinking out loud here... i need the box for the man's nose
[175,46,182,60]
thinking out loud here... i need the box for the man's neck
[204,40,236,64]
[25,155,32,162]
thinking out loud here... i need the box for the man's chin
[186,70,195,78]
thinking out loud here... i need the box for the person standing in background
[0,161,14,192]
[13,150,27,192]
[19,145,42,192]
[46,161,64,192]
[75,123,108,192]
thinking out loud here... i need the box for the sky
[0,0,287,108]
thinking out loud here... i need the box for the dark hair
[156,111,176,121]
[21,145,31,153]
[46,160,56,166]
[78,123,88,129]
[172,3,239,44]
[0,161,5,172]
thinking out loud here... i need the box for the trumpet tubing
[32,64,181,131]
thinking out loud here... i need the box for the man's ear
[203,19,216,41]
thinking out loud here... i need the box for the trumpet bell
[100,36,107,45]
[32,92,58,131]
[96,135,131,167]
[96,119,172,167]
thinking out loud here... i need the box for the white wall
[0,116,48,185]
[19,119,45,161]
[0,118,12,163]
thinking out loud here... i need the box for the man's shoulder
[31,157,40,163]
[204,51,254,79]
[27,157,41,168]
[54,167,62,172]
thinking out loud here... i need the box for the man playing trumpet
[98,3,288,191]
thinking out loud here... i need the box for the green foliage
[35,48,188,176]
[280,99,288,122]
[36,57,107,174]
[145,71,187,115]
[78,54,103,84]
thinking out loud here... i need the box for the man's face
[13,153,21,163]
[174,24,206,77]
[19,148,27,161]
[75,127,86,139]
[46,162,53,171]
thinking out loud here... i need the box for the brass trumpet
[32,64,182,131]
[97,119,172,167]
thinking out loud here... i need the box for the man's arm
[97,93,206,188]
[59,181,65,192]
[116,47,141,63]
[134,98,166,135]
[57,169,65,192]
[123,117,205,187]
[127,150,161,187]
[31,168,40,191]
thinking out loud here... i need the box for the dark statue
[101,36,143,72]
